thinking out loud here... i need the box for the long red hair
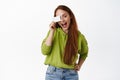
[54,5,79,65]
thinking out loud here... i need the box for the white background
[0,0,120,80]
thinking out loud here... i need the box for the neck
[63,29,68,34]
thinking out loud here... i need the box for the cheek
[67,19,71,25]
[66,17,71,22]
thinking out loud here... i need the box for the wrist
[50,28,55,33]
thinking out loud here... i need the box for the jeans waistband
[48,65,72,71]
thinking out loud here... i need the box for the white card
[53,15,61,22]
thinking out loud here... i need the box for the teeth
[61,22,67,27]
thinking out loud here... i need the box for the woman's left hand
[74,64,81,71]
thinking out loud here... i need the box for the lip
[61,22,67,28]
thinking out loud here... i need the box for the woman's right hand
[49,21,56,31]
[44,22,56,46]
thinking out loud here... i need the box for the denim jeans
[45,65,78,80]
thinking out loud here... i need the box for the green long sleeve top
[41,28,88,69]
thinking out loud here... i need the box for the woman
[41,5,88,80]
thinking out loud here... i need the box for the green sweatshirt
[41,28,88,69]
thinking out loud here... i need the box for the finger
[74,68,79,71]
[50,22,56,28]
[74,65,80,71]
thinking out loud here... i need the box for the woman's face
[56,9,71,33]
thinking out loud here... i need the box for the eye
[63,15,67,18]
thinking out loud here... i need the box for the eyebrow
[61,13,67,16]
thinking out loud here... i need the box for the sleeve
[79,34,89,60]
[41,31,52,55]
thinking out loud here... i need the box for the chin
[62,28,68,31]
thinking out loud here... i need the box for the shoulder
[78,30,84,38]
[78,31,87,42]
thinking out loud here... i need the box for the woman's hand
[49,21,56,31]
[74,64,81,71]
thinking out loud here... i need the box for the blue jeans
[45,65,78,80]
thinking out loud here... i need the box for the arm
[44,30,55,46]
[74,57,85,71]
[45,22,56,46]
[41,22,56,55]
[74,34,88,71]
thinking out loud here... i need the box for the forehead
[56,9,69,16]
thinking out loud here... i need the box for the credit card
[53,15,61,22]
